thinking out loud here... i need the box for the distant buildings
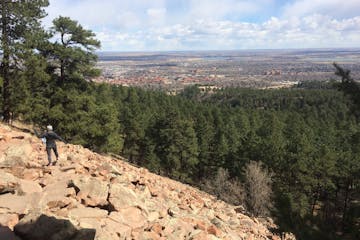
[93,50,360,91]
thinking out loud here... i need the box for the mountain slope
[0,123,294,240]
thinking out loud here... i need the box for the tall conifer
[0,0,49,122]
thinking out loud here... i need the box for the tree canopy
[0,0,49,122]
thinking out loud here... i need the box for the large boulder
[0,144,32,167]
[109,183,139,210]
[0,193,40,215]
[22,168,42,181]
[103,218,132,239]
[40,180,71,206]
[71,177,109,207]
[18,179,42,194]
[108,207,146,230]
[0,170,19,194]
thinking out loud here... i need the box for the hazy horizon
[96,47,360,55]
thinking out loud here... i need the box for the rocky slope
[0,123,294,240]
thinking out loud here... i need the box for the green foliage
[334,62,360,118]
[150,110,199,182]
[50,16,100,85]
[180,85,201,99]
[0,0,49,122]
[15,54,51,124]
[179,86,359,239]
[86,103,123,153]
[295,80,338,89]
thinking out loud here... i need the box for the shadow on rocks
[4,214,96,240]
[0,225,21,240]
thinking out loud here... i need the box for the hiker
[34,125,66,166]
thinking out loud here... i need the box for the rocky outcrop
[0,123,296,240]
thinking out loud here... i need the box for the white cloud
[46,0,167,29]
[44,0,360,51]
[45,0,274,29]
[187,0,260,20]
[283,0,360,19]
[95,15,360,50]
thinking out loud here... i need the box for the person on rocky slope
[34,125,66,166]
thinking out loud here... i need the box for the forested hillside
[0,1,359,239]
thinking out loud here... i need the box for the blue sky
[45,0,360,51]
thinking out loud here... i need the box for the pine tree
[153,110,199,182]
[15,53,51,124]
[257,112,286,168]
[194,109,215,179]
[0,0,49,122]
[121,88,146,164]
[46,16,102,145]
[50,16,100,86]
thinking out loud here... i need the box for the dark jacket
[35,130,65,148]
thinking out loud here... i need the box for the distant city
[94,49,360,92]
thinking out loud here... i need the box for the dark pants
[46,145,59,163]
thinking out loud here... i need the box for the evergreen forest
[0,1,359,239]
